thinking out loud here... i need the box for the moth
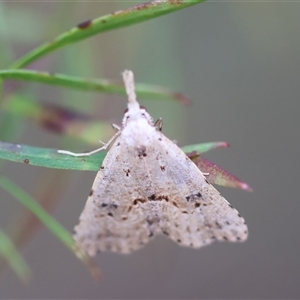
[60,70,248,255]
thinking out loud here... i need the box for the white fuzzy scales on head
[73,70,248,255]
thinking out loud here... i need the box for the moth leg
[58,131,121,157]
[154,118,163,131]
[112,123,121,131]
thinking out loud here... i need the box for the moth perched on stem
[59,70,248,255]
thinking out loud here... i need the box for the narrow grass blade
[0,141,106,170]
[0,70,189,104]
[181,141,229,154]
[10,0,206,69]
[0,176,101,280]
[0,227,31,283]
[193,157,253,191]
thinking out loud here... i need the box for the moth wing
[142,133,248,248]
[74,131,248,255]
[73,135,156,255]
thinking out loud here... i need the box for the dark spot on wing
[101,203,108,207]
[122,217,128,221]
[162,230,169,236]
[148,194,156,200]
[215,221,222,229]
[77,19,92,29]
[100,165,104,169]
[186,192,202,202]
[23,158,30,164]
[158,137,162,141]
[156,195,169,202]
[160,165,165,171]
[107,212,113,217]
[112,204,118,209]
[148,231,154,237]
[172,201,178,208]
[228,203,234,209]
[133,198,146,205]
[128,206,132,212]
[195,202,200,208]
[177,239,181,243]
[205,179,209,184]
[223,236,228,240]
[123,168,130,176]
[89,189,94,196]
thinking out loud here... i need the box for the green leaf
[0,141,106,170]
[0,227,31,283]
[181,141,229,154]
[0,70,189,104]
[10,0,206,69]
[0,176,101,280]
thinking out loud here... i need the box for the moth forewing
[73,70,248,256]
[73,128,248,255]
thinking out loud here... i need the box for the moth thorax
[122,103,153,126]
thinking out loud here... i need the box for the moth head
[121,70,153,126]
[122,104,153,127]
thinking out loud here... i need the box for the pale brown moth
[59,70,248,255]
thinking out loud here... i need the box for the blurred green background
[1,1,300,298]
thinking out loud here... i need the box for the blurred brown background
[0,1,300,298]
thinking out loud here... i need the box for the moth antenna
[122,70,140,112]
